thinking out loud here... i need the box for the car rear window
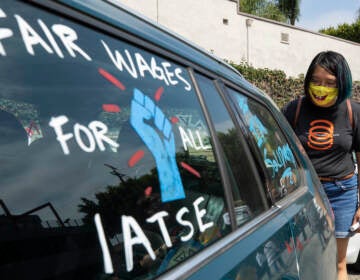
[0,2,231,279]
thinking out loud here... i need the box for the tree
[276,0,301,25]
[239,0,287,23]
[319,20,360,44]
[239,0,265,14]
[262,2,287,22]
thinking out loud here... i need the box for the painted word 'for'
[49,115,119,155]
[122,196,213,271]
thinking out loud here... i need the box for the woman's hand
[351,208,360,233]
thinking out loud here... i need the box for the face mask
[309,82,338,107]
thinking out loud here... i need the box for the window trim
[213,79,270,210]
[222,86,275,202]
[187,68,237,231]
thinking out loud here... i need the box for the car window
[226,88,301,202]
[0,2,231,279]
[194,74,268,228]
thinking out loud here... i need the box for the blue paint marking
[248,116,267,147]
[130,88,185,202]
[281,167,294,184]
[264,144,296,177]
[236,95,250,115]
[235,95,267,147]
[235,94,298,179]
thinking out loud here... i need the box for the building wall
[117,0,360,80]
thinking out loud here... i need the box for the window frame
[221,84,307,204]
[212,79,270,210]
[188,71,271,228]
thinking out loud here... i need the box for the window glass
[0,2,230,279]
[227,88,301,201]
[195,74,268,228]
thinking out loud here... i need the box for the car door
[176,73,299,280]
[0,1,336,279]
[224,85,337,280]
[0,3,295,280]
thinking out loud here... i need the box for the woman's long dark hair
[304,51,352,105]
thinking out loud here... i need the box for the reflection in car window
[227,88,301,201]
[0,2,230,279]
[195,74,268,228]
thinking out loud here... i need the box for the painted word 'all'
[179,126,211,151]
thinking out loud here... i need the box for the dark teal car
[0,0,336,279]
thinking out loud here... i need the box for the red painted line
[98,68,126,91]
[26,121,40,136]
[180,162,201,178]
[171,117,179,124]
[26,124,33,136]
[102,104,121,113]
[128,150,145,167]
[296,237,303,250]
[144,186,153,197]
[154,87,164,101]
[31,121,40,134]
[26,127,32,136]
[285,241,293,253]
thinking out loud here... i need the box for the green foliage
[239,0,268,13]
[239,0,287,22]
[239,0,302,24]
[276,0,301,25]
[259,2,287,22]
[230,62,360,108]
[319,20,360,43]
[354,81,360,102]
[231,62,303,108]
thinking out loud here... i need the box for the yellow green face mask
[309,82,338,107]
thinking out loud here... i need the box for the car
[347,233,360,270]
[0,0,336,279]
[346,160,360,270]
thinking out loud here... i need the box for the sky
[296,0,360,31]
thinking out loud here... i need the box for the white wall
[117,0,360,80]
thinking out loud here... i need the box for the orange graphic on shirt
[307,119,334,150]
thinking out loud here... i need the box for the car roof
[57,0,265,99]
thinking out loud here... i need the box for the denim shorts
[322,174,358,238]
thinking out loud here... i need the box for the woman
[283,51,360,280]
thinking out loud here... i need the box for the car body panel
[347,234,360,264]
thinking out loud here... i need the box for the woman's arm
[356,152,360,204]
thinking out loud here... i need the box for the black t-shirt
[282,97,360,178]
